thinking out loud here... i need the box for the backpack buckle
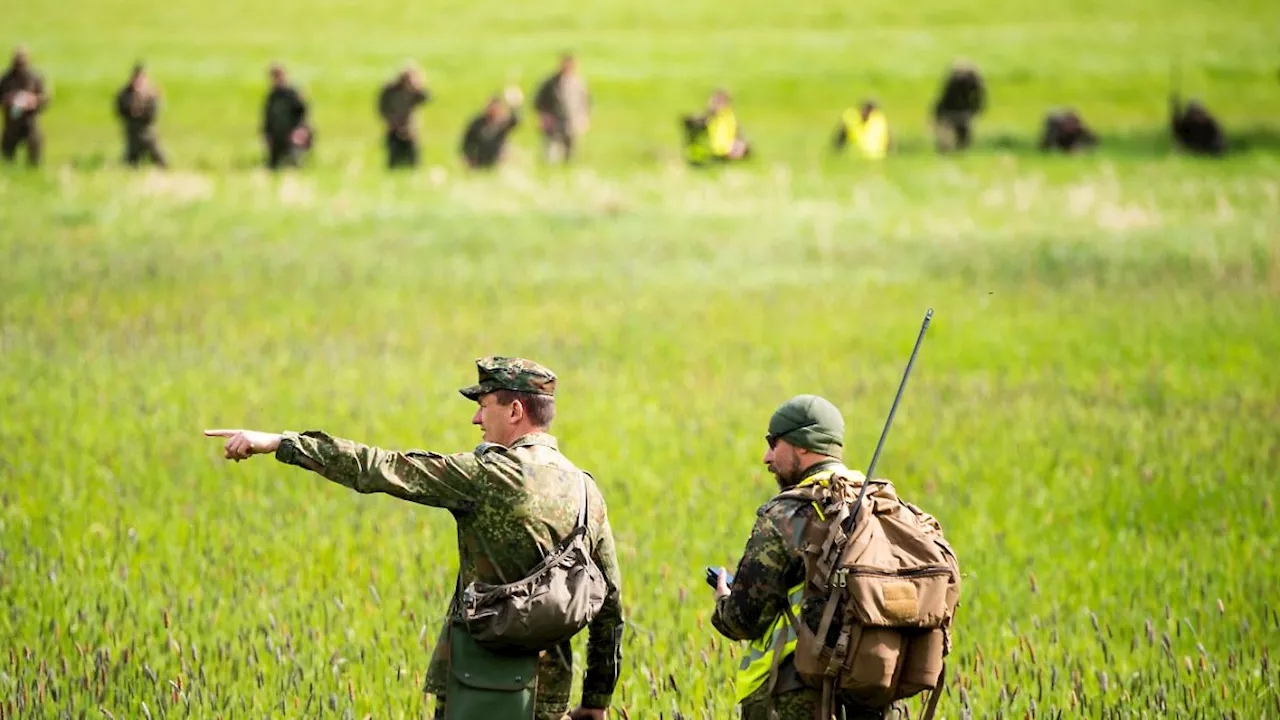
[833,568,848,588]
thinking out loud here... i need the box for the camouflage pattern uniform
[115,66,167,168]
[714,460,894,720]
[378,74,429,169]
[272,358,625,719]
[0,51,49,166]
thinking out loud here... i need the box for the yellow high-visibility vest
[734,583,805,703]
[707,108,738,158]
[734,467,866,703]
[842,108,889,159]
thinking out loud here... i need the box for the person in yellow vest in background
[682,88,752,167]
[833,100,890,160]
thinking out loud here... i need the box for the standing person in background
[0,47,50,167]
[379,65,430,170]
[533,53,590,163]
[115,63,168,168]
[261,63,312,170]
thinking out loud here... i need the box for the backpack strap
[919,664,946,720]
[819,677,835,720]
[575,472,590,530]
[761,615,790,719]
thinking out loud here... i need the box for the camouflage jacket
[712,460,849,698]
[275,430,624,708]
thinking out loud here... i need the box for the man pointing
[205,356,624,720]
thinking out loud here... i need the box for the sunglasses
[766,422,817,449]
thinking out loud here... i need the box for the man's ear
[509,399,527,424]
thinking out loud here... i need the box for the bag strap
[761,615,790,717]
[575,472,590,530]
[918,664,946,720]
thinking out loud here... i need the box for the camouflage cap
[459,356,557,400]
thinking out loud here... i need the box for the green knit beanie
[767,395,845,458]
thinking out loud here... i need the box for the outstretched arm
[204,428,485,510]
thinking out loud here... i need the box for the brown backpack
[779,468,961,720]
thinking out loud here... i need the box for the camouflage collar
[509,432,559,451]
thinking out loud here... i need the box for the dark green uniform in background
[931,61,986,152]
[272,358,625,719]
[261,64,311,170]
[379,67,429,169]
[1170,95,1226,156]
[1039,108,1098,154]
[115,64,167,168]
[0,48,49,166]
[461,91,522,169]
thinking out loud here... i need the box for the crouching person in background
[683,88,751,167]
[461,86,523,169]
[1038,108,1098,153]
[833,100,890,160]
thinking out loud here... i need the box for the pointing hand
[204,429,283,461]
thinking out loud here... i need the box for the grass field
[3,0,1280,717]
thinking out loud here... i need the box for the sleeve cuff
[274,431,300,465]
[580,693,611,710]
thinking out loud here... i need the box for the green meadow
[2,0,1279,717]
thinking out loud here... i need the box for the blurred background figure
[460,85,523,169]
[1038,108,1098,153]
[533,52,590,163]
[931,60,986,153]
[115,63,167,168]
[0,46,49,167]
[682,88,751,167]
[1170,95,1226,156]
[832,99,890,159]
[261,63,312,170]
[378,64,430,170]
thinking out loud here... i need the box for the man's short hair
[495,389,556,428]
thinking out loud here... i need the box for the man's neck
[501,426,547,447]
[797,457,841,481]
